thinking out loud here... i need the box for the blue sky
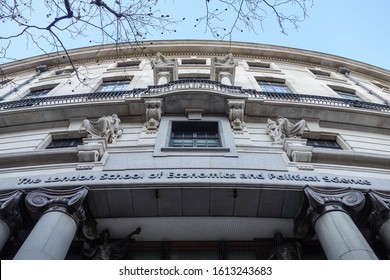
[1,0,389,70]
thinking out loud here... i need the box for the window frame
[257,80,292,94]
[153,116,237,157]
[96,79,132,92]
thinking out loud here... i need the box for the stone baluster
[367,190,390,252]
[14,187,91,260]
[295,187,377,260]
[0,190,23,251]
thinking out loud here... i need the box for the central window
[170,121,220,148]
[257,81,292,94]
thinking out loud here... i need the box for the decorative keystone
[294,186,365,240]
[145,99,162,132]
[0,190,24,233]
[227,99,245,133]
[25,187,97,240]
[367,190,390,234]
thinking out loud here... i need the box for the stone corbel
[0,190,24,234]
[211,53,236,85]
[24,187,97,240]
[152,52,178,85]
[227,99,245,133]
[294,186,366,240]
[77,137,107,162]
[145,99,163,132]
[283,138,313,163]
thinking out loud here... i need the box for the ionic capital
[295,186,365,239]
[0,190,23,232]
[24,187,96,239]
[368,190,390,233]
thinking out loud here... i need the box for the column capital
[25,187,97,240]
[367,190,390,233]
[0,190,24,232]
[295,186,365,240]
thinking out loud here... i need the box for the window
[181,59,207,65]
[306,139,342,150]
[258,81,292,94]
[46,138,83,149]
[116,61,141,68]
[170,121,220,148]
[0,79,11,87]
[372,81,390,91]
[96,80,131,92]
[154,116,236,157]
[334,89,363,101]
[309,69,331,77]
[247,61,271,69]
[55,69,74,76]
[24,87,55,99]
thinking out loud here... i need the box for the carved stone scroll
[0,190,23,233]
[294,186,366,240]
[267,117,306,143]
[227,99,245,132]
[83,114,123,144]
[25,187,97,240]
[145,99,162,132]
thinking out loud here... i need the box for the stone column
[0,190,23,251]
[14,187,90,260]
[295,187,377,260]
[368,190,390,251]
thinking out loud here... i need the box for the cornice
[1,40,389,83]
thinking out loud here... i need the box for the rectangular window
[96,80,131,92]
[309,69,331,77]
[334,90,363,101]
[116,61,141,68]
[46,138,83,149]
[170,121,220,148]
[258,81,292,94]
[306,139,342,149]
[181,59,207,65]
[247,61,271,68]
[25,87,55,99]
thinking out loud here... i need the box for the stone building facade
[0,40,390,260]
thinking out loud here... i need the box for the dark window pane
[96,80,130,92]
[306,139,342,149]
[170,121,220,148]
[46,138,83,149]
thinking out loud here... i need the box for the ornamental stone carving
[145,99,162,132]
[83,114,123,144]
[294,186,366,240]
[227,99,245,132]
[25,187,97,240]
[151,52,178,85]
[0,190,23,233]
[266,117,306,143]
[367,190,390,234]
[82,227,141,260]
[211,53,236,85]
